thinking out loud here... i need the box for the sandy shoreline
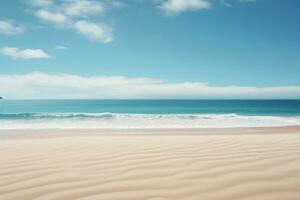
[1,127,300,200]
[1,125,300,139]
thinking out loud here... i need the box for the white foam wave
[1,113,300,129]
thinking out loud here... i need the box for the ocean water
[1,100,300,129]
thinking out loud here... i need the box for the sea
[1,100,300,129]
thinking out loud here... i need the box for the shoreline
[0,126,300,140]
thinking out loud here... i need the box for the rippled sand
[1,128,300,200]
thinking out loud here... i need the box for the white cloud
[35,10,68,24]
[0,72,300,99]
[74,20,113,43]
[31,0,114,43]
[1,47,50,60]
[108,0,124,8]
[63,0,105,17]
[0,20,24,35]
[159,0,212,15]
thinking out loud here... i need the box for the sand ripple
[0,133,300,200]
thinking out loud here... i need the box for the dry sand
[1,127,300,200]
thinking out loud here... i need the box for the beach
[1,127,300,200]
[1,0,300,198]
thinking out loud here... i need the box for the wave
[0,112,115,119]
[0,112,243,120]
[1,112,300,129]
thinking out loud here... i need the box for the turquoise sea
[1,100,300,129]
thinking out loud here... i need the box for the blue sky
[0,0,300,99]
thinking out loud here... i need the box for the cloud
[0,20,24,35]
[63,0,104,17]
[35,10,68,24]
[220,0,232,7]
[1,47,50,59]
[1,72,300,99]
[31,0,113,43]
[219,0,256,8]
[108,0,124,8]
[74,20,113,43]
[158,0,212,15]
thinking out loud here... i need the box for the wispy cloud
[63,0,105,17]
[35,10,68,24]
[220,0,233,7]
[74,20,113,43]
[220,0,256,7]
[1,72,300,99]
[0,20,24,35]
[158,0,212,16]
[1,47,50,59]
[157,0,257,13]
[30,0,114,43]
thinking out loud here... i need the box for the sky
[0,0,300,99]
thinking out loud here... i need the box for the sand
[1,127,300,200]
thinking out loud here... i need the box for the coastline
[1,126,300,199]
[1,125,300,139]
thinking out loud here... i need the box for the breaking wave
[1,112,300,129]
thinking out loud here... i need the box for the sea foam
[1,113,300,129]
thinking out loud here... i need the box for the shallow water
[1,100,300,129]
